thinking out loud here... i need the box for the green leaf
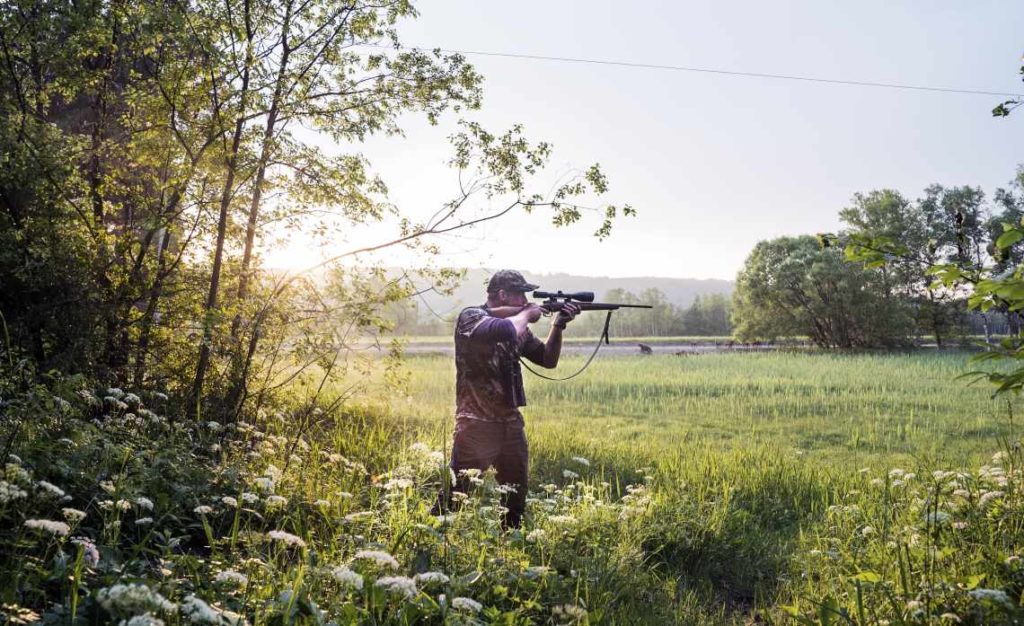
[996,229,1024,250]
[852,571,882,584]
[965,573,986,590]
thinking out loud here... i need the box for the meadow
[396,351,1014,469]
[3,349,1023,625]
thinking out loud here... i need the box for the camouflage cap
[486,269,540,294]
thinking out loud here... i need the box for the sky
[263,0,1024,281]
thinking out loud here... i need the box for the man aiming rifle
[434,270,650,528]
[434,270,579,528]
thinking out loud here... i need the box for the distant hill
[415,268,733,318]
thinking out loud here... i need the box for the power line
[388,44,1024,98]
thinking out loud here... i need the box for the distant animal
[638,343,653,355]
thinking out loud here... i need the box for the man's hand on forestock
[553,302,580,330]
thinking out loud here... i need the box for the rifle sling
[520,309,613,381]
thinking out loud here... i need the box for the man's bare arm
[541,303,579,368]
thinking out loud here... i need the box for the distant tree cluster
[733,171,1024,348]
[568,288,732,337]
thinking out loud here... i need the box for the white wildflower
[241,492,258,504]
[265,495,287,508]
[451,597,482,613]
[36,481,65,498]
[861,526,874,537]
[193,505,213,515]
[888,468,905,478]
[96,583,176,616]
[24,518,70,536]
[254,477,274,493]
[562,469,579,480]
[214,570,248,587]
[106,387,125,399]
[382,478,413,491]
[266,530,306,548]
[571,456,590,467]
[63,508,87,522]
[525,565,553,577]
[353,549,399,569]
[553,604,588,622]
[330,566,363,590]
[414,571,449,585]
[313,499,330,507]
[925,511,951,524]
[0,480,27,503]
[374,576,417,600]
[135,497,154,511]
[135,517,153,525]
[180,594,219,625]
[547,515,576,526]
[205,421,222,432]
[119,614,165,626]
[953,489,970,498]
[123,393,141,406]
[117,499,133,511]
[221,496,238,507]
[979,490,1005,507]
[526,529,547,543]
[337,491,353,499]
[99,480,117,494]
[969,588,1012,605]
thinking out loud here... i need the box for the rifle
[535,291,651,344]
[522,290,652,381]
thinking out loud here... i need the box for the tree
[0,0,635,422]
[733,236,912,348]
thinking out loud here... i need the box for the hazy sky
[265,1,1024,281]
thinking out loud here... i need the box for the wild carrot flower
[330,566,363,590]
[451,597,482,613]
[36,481,65,498]
[96,583,176,615]
[353,549,399,569]
[414,571,449,585]
[374,576,417,600]
[24,519,70,536]
[63,508,86,522]
[214,571,248,587]
[266,530,306,548]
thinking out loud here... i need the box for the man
[437,269,579,528]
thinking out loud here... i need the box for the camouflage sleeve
[455,308,488,339]
[520,329,547,365]
[456,308,516,344]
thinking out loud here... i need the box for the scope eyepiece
[533,290,595,303]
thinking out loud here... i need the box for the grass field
[395,351,1014,469]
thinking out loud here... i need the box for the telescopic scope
[532,290,595,303]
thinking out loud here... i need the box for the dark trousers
[436,418,529,528]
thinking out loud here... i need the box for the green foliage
[0,0,634,420]
[732,235,912,348]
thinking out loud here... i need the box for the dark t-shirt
[454,305,546,422]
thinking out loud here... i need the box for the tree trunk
[189,0,254,417]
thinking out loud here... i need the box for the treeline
[733,173,1024,348]
[386,289,733,337]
